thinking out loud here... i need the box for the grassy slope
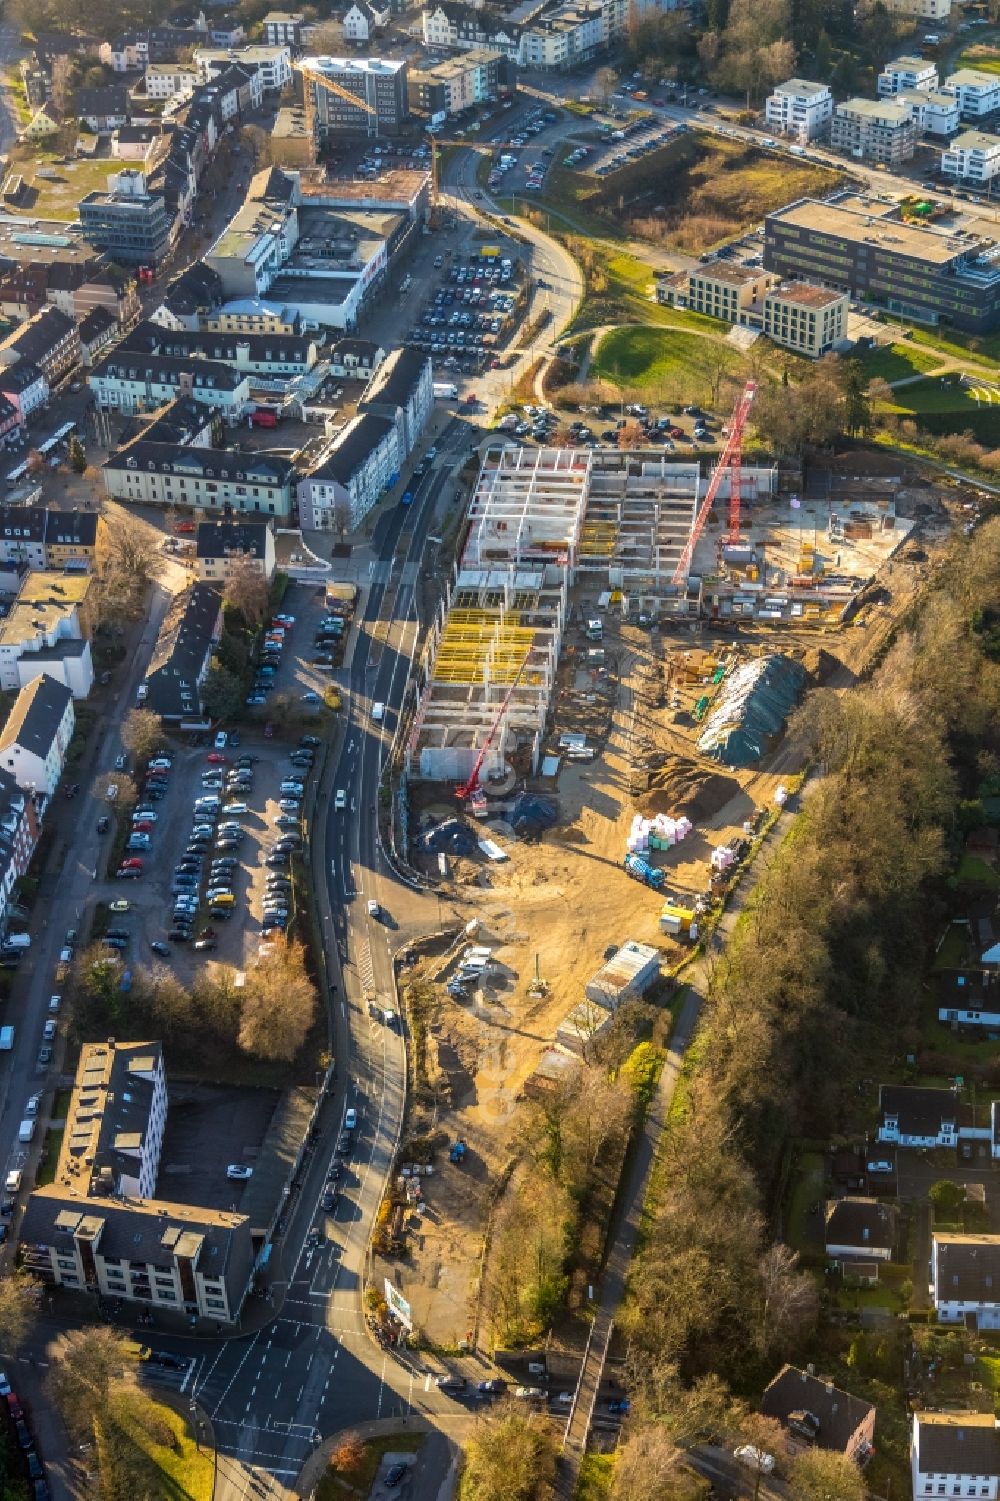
[593,325,742,401]
[105,1387,213,1501]
[857,343,943,382]
[316,1435,424,1500]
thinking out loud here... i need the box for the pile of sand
[799,646,839,683]
[634,754,740,822]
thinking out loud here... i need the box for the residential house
[932,1234,1000,1329]
[878,55,938,97]
[151,263,224,332]
[0,572,96,699]
[78,307,120,368]
[761,1365,876,1463]
[22,103,62,142]
[877,1084,970,1148]
[519,3,603,70]
[195,520,276,582]
[911,1412,1000,1501]
[20,57,51,111]
[76,85,131,135]
[0,395,22,450]
[88,351,250,422]
[825,1197,897,1274]
[193,44,293,93]
[0,308,79,389]
[763,78,834,141]
[142,582,223,722]
[103,441,295,520]
[42,512,108,574]
[0,362,48,426]
[112,123,163,164]
[0,675,75,797]
[117,320,318,377]
[945,69,1000,121]
[898,88,960,137]
[296,411,399,530]
[326,337,385,380]
[343,0,391,42]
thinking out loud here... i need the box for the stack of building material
[626,812,693,856]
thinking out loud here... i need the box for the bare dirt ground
[387,464,964,1348]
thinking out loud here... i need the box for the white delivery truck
[433,381,458,399]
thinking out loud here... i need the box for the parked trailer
[623,853,665,890]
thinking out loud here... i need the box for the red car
[121,857,144,870]
[5,1393,22,1420]
[133,821,154,833]
[206,751,226,764]
[175,520,195,534]
[669,427,683,439]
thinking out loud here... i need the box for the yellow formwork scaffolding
[579,521,616,558]
[433,608,537,686]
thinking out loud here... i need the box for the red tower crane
[670,380,758,587]
[455,655,529,805]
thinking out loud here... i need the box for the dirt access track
[379,460,962,1349]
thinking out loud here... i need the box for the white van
[4,1170,21,1194]
[17,1119,34,1144]
[372,702,385,722]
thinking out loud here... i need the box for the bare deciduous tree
[119,709,164,765]
[222,554,269,628]
[238,941,317,1061]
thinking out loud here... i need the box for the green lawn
[34,1128,58,1187]
[858,343,943,383]
[593,324,742,401]
[956,852,1000,889]
[933,922,973,972]
[957,46,1000,76]
[104,1387,213,1501]
[921,988,1000,1066]
[785,1149,825,1253]
[316,1434,424,1500]
[885,376,1000,446]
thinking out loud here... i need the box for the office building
[831,97,917,165]
[761,283,848,358]
[765,197,1000,332]
[80,169,175,268]
[764,78,833,141]
[304,56,409,137]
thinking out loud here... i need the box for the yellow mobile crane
[296,61,378,160]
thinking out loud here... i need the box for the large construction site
[406,432,911,784]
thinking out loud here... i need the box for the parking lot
[158,1084,279,1213]
[586,117,685,178]
[496,400,722,452]
[406,248,526,374]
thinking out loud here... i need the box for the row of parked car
[246,611,298,709]
[0,1372,48,1501]
[114,749,176,881]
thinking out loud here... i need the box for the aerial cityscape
[0,0,998,1498]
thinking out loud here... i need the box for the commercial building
[761,282,848,357]
[304,56,409,138]
[911,1413,1000,1501]
[0,363,47,426]
[657,264,846,357]
[0,674,75,796]
[942,128,1000,183]
[764,78,833,142]
[945,68,1000,121]
[79,169,176,268]
[878,55,937,97]
[194,45,293,94]
[143,583,223,722]
[195,520,276,582]
[830,97,917,165]
[764,196,1000,333]
[269,107,314,168]
[407,48,515,119]
[104,442,296,520]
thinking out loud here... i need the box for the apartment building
[0,574,95,700]
[104,441,295,520]
[195,520,276,582]
[144,63,199,100]
[942,129,1000,183]
[20,1189,253,1323]
[305,56,409,137]
[261,11,308,46]
[194,44,293,93]
[0,674,75,797]
[878,54,938,98]
[0,362,47,425]
[0,770,40,933]
[0,307,80,390]
[143,582,223,722]
[831,97,917,165]
[883,0,951,16]
[898,88,960,137]
[764,197,1000,332]
[945,69,1000,121]
[342,0,391,43]
[80,169,175,268]
[118,320,318,378]
[764,78,833,142]
[0,507,105,573]
[519,2,603,70]
[421,3,521,57]
[88,351,250,421]
[59,1040,167,1200]
[297,412,399,529]
[911,1413,1000,1501]
[407,48,515,118]
[677,264,774,322]
[762,282,848,357]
